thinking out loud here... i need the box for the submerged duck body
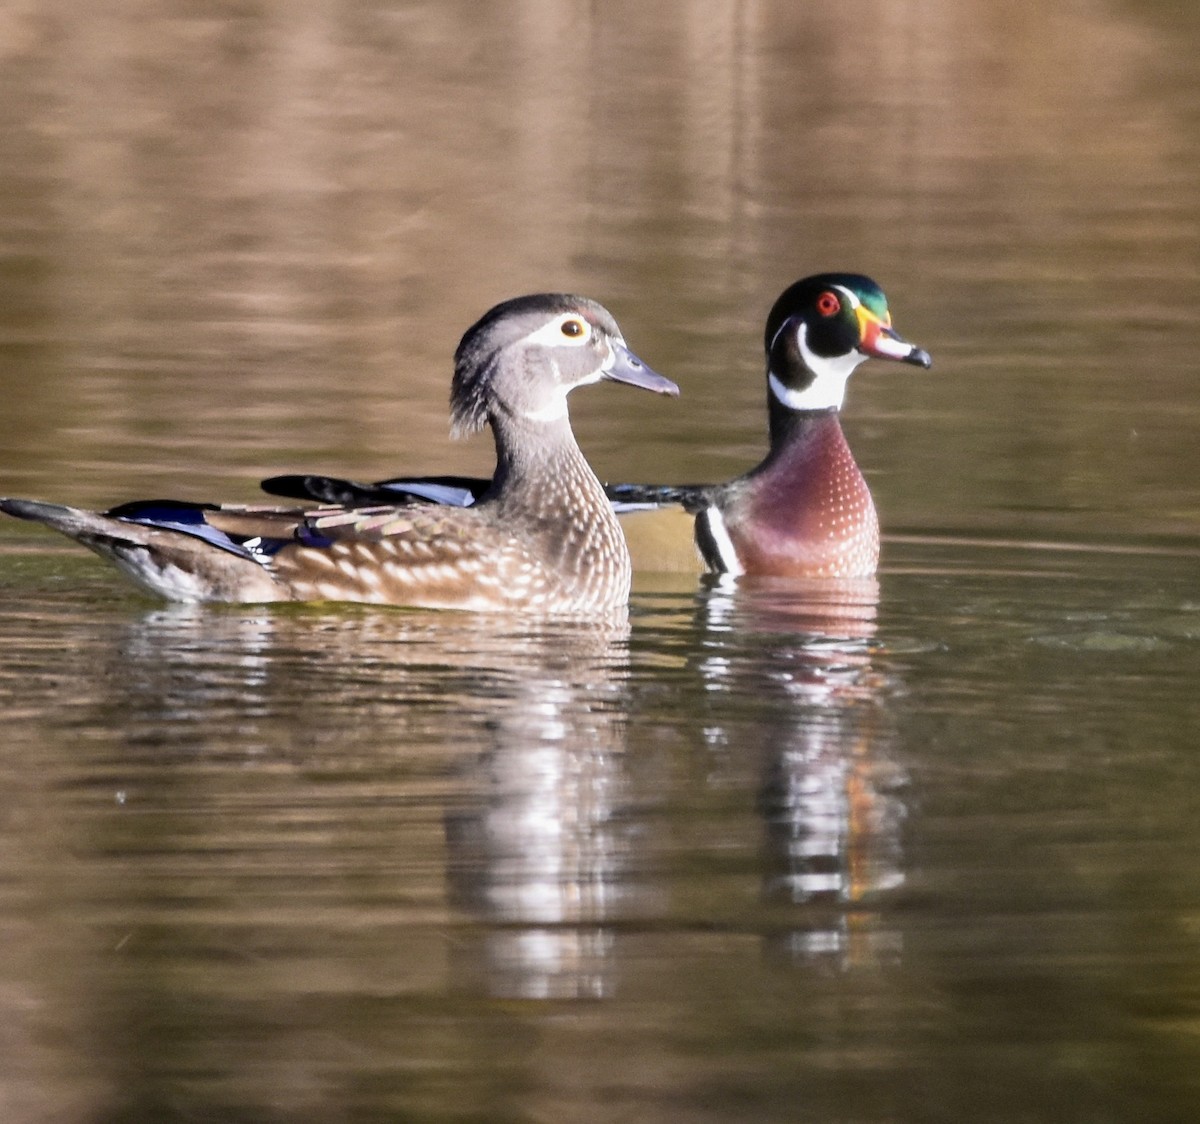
[0,294,678,616]
[264,274,931,579]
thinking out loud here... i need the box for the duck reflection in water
[442,618,641,1001]
[94,575,903,1006]
[698,575,906,969]
[105,605,640,1003]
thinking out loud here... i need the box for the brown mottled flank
[268,454,633,615]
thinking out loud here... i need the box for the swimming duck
[0,294,678,614]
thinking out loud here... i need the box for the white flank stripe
[702,506,744,576]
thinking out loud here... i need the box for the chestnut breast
[727,413,879,579]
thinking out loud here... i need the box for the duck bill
[856,308,933,369]
[602,342,681,396]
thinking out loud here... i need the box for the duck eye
[560,317,587,339]
[816,292,841,317]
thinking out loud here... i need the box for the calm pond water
[2,1,1199,1121]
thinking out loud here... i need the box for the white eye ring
[526,314,594,348]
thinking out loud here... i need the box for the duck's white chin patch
[522,385,570,422]
[770,322,868,411]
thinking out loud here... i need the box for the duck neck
[485,411,632,607]
[766,398,840,453]
[487,413,615,528]
[744,404,859,508]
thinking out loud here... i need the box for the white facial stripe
[831,283,861,309]
[768,320,867,411]
[771,285,861,355]
[700,506,744,576]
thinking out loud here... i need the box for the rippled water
[3,539,1198,1120]
[2,1,1199,1121]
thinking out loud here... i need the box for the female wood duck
[0,295,678,614]
[263,274,931,579]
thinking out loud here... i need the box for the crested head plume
[763,272,885,351]
[449,343,497,438]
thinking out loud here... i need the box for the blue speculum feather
[107,499,216,524]
[294,526,335,549]
[380,480,478,507]
[107,499,289,559]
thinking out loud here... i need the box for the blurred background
[1,0,1196,542]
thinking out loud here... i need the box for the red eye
[816,291,841,317]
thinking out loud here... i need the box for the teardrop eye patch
[815,291,841,317]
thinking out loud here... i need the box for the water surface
[3,540,1199,1120]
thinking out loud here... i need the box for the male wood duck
[0,294,678,614]
[263,274,931,579]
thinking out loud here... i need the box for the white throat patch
[522,385,570,423]
[521,348,607,423]
[769,321,868,411]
